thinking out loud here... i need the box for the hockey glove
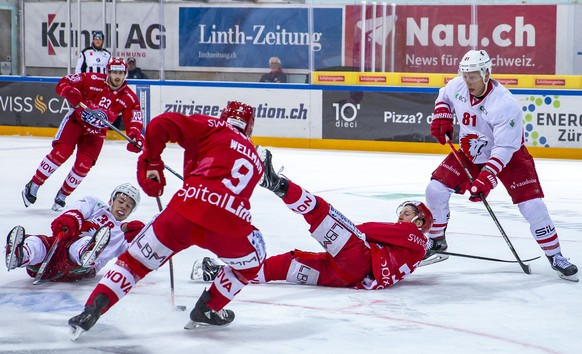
[122,220,145,242]
[469,167,498,202]
[51,210,83,241]
[430,105,454,145]
[137,153,166,197]
[126,126,145,153]
[61,86,83,107]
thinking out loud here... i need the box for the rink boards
[0,76,581,159]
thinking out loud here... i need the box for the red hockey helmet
[397,200,434,234]
[220,101,255,137]
[106,57,128,73]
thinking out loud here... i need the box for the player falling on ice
[193,147,432,291]
[6,183,144,283]
[21,57,144,211]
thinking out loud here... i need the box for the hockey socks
[282,181,317,215]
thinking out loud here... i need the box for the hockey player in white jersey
[425,49,578,281]
[5,183,145,282]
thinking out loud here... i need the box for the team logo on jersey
[81,109,108,129]
[460,134,488,161]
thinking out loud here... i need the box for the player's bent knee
[73,153,96,175]
[50,144,75,165]
[126,225,173,275]
[518,198,549,224]
[285,259,320,285]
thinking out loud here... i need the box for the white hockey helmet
[110,183,141,210]
[458,49,492,82]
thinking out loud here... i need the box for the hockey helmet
[110,183,141,211]
[107,57,128,73]
[397,200,434,234]
[458,49,492,82]
[220,101,255,137]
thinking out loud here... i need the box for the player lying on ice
[193,147,433,290]
[6,183,144,283]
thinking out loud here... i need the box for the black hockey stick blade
[33,231,64,285]
[437,251,540,264]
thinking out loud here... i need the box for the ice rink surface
[0,136,580,354]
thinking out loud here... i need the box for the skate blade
[190,260,203,280]
[81,227,111,267]
[6,226,25,271]
[51,203,64,212]
[184,320,231,330]
[21,190,32,208]
[70,326,85,341]
[419,254,449,267]
[558,272,579,282]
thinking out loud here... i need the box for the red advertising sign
[345,5,557,74]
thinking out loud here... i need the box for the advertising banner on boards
[344,5,557,74]
[321,90,452,142]
[178,7,342,70]
[518,94,582,148]
[0,81,66,127]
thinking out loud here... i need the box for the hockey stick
[33,231,66,285]
[445,136,532,274]
[437,251,540,264]
[78,102,183,181]
[154,196,186,312]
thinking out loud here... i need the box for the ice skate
[5,226,26,271]
[69,293,110,340]
[256,146,288,197]
[547,253,578,282]
[419,236,449,266]
[191,257,223,282]
[80,227,111,268]
[52,189,67,211]
[22,181,39,207]
[184,289,235,329]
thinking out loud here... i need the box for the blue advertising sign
[178,7,342,70]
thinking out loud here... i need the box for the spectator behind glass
[259,57,287,83]
[126,57,148,79]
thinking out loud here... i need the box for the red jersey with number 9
[143,112,263,237]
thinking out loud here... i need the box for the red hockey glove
[50,210,83,241]
[122,220,145,242]
[430,106,454,145]
[137,153,166,197]
[61,86,83,107]
[126,126,145,153]
[469,168,498,202]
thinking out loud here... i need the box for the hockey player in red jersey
[6,183,144,283]
[195,147,431,290]
[425,49,578,281]
[22,57,144,211]
[68,101,266,338]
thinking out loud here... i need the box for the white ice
[0,135,580,354]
